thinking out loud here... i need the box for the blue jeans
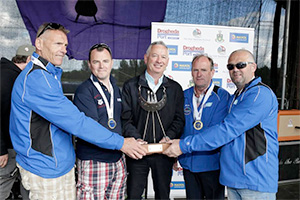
[227,187,276,200]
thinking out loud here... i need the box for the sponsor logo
[187,79,194,88]
[214,63,219,73]
[217,45,226,54]
[226,78,235,89]
[167,45,178,55]
[192,28,201,38]
[215,31,224,42]
[172,61,191,71]
[212,78,222,87]
[183,45,205,56]
[157,28,180,40]
[170,181,185,190]
[230,33,249,43]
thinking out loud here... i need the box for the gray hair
[145,41,169,56]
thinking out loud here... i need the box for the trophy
[138,86,170,155]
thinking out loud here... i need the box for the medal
[90,75,116,130]
[193,120,203,130]
[193,83,215,131]
[108,118,117,129]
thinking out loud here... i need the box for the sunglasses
[90,43,112,55]
[227,62,254,70]
[37,23,64,38]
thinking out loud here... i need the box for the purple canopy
[17,0,167,60]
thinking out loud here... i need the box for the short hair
[11,55,28,64]
[88,43,112,61]
[145,41,169,57]
[192,54,214,70]
[36,22,69,38]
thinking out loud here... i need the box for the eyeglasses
[90,43,112,54]
[227,62,254,70]
[37,23,64,38]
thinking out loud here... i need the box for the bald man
[164,49,279,200]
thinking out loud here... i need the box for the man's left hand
[163,139,183,157]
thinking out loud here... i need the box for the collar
[32,52,62,75]
[145,71,164,93]
[193,81,212,97]
[234,76,261,96]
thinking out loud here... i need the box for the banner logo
[183,45,205,56]
[167,45,178,55]
[172,61,191,71]
[212,78,222,87]
[215,31,224,43]
[157,28,180,40]
[217,45,226,54]
[214,63,219,73]
[170,181,185,190]
[230,33,249,43]
[192,28,201,38]
[227,78,236,89]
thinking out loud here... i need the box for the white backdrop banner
[147,22,254,199]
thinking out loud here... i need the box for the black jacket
[122,73,185,143]
[0,57,22,155]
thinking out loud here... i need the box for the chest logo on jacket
[184,104,191,115]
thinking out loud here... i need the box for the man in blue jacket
[9,22,146,200]
[164,49,279,200]
[179,54,229,199]
[73,43,126,199]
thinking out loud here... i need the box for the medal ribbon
[193,83,214,121]
[90,75,114,121]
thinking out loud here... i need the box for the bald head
[227,49,257,90]
[228,49,255,63]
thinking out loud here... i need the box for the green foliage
[112,59,146,88]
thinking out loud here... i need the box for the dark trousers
[183,168,225,200]
[126,154,174,200]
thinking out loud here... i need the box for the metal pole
[280,0,291,110]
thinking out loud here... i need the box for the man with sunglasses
[178,54,230,200]
[9,22,146,200]
[73,43,126,199]
[164,49,279,200]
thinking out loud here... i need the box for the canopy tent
[16,0,167,60]
[17,0,299,109]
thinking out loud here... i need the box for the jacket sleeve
[23,70,124,150]
[121,81,142,139]
[165,83,185,139]
[180,86,277,153]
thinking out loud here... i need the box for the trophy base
[142,143,171,155]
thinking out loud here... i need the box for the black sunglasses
[37,23,64,38]
[89,43,112,56]
[227,62,254,70]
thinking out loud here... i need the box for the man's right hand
[121,138,147,159]
[0,154,8,168]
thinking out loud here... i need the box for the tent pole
[281,0,291,110]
